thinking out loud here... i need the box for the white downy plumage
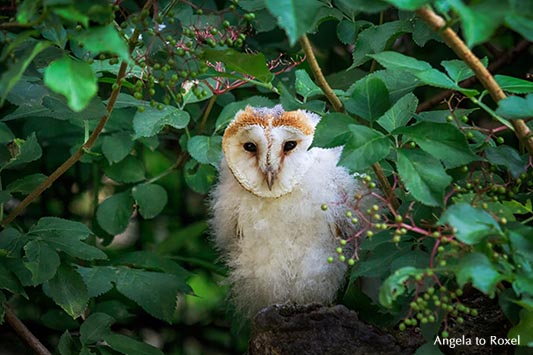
[210,105,364,317]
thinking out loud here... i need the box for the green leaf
[204,49,273,83]
[23,240,60,285]
[16,0,40,23]
[58,330,78,355]
[456,253,506,296]
[1,133,42,171]
[312,112,356,148]
[96,191,134,235]
[115,267,183,323]
[132,184,168,219]
[7,173,47,194]
[295,69,322,100]
[0,262,25,295]
[114,251,192,282]
[368,51,432,73]
[414,68,477,96]
[379,266,419,308]
[28,217,107,261]
[264,0,323,46]
[394,122,478,168]
[439,203,502,245]
[344,77,390,121]
[396,149,452,206]
[104,155,145,183]
[187,135,222,166]
[350,20,413,68]
[77,266,116,298]
[46,264,89,318]
[133,105,190,139]
[80,313,114,345]
[506,14,533,42]
[448,0,507,47]
[0,41,51,105]
[74,25,129,61]
[496,94,533,119]
[383,0,428,10]
[495,75,533,94]
[53,6,89,28]
[0,122,14,144]
[103,333,164,355]
[102,132,134,164]
[377,92,418,132]
[184,160,217,194]
[441,59,475,83]
[508,309,533,346]
[485,146,527,178]
[44,56,98,112]
[338,125,392,171]
[337,20,369,45]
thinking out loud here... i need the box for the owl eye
[243,142,257,152]
[283,141,297,152]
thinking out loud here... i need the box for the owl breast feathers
[210,105,364,317]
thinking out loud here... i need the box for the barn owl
[210,105,365,317]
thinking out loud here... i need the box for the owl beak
[265,168,275,190]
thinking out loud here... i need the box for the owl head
[222,105,320,198]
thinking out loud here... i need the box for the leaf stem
[416,6,533,155]
[299,34,400,209]
[5,306,52,355]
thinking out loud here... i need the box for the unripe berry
[348,258,355,266]
[338,255,346,262]
[327,256,334,263]
[321,204,328,211]
[336,247,343,254]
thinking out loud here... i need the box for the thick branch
[299,35,400,209]
[417,39,531,112]
[5,306,52,355]
[416,7,533,155]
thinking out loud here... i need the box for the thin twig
[299,34,400,209]
[299,35,344,113]
[197,94,217,135]
[5,306,52,355]
[416,7,533,155]
[417,39,531,112]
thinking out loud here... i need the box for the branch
[416,7,533,155]
[299,35,400,209]
[417,39,531,112]
[5,306,52,355]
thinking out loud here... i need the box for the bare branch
[5,306,52,355]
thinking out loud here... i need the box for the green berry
[496,136,504,144]
[336,247,343,254]
[327,256,334,263]
[446,115,453,122]
[338,255,346,262]
[399,323,406,331]
[348,258,355,266]
[442,331,449,338]
[351,218,358,224]
[321,204,328,211]
[345,211,352,218]
[340,239,347,246]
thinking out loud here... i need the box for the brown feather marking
[273,110,314,135]
[223,106,268,141]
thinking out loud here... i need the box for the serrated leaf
[214,97,275,133]
[295,69,322,100]
[1,133,42,171]
[397,149,452,206]
[23,240,60,285]
[184,160,217,194]
[394,122,478,168]
[344,77,390,121]
[383,0,428,10]
[96,191,134,235]
[368,51,432,73]
[377,92,418,132]
[312,112,355,148]
[104,155,145,183]
[439,203,502,245]
[350,20,413,68]
[28,217,107,261]
[115,267,183,323]
[58,330,77,355]
[44,56,98,112]
[265,0,323,46]
[379,266,420,308]
[80,313,114,345]
[0,262,25,295]
[46,264,89,318]
[506,13,533,42]
[495,75,533,94]
[132,184,168,219]
[415,68,477,96]
[7,173,47,194]
[204,49,273,83]
[102,132,134,164]
[187,135,222,166]
[74,25,129,61]
[133,105,190,139]
[456,253,506,296]
[485,145,527,178]
[496,94,533,119]
[77,266,116,298]
[338,124,392,171]
[104,333,164,355]
[114,251,192,283]
[0,41,51,105]
[441,59,475,83]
